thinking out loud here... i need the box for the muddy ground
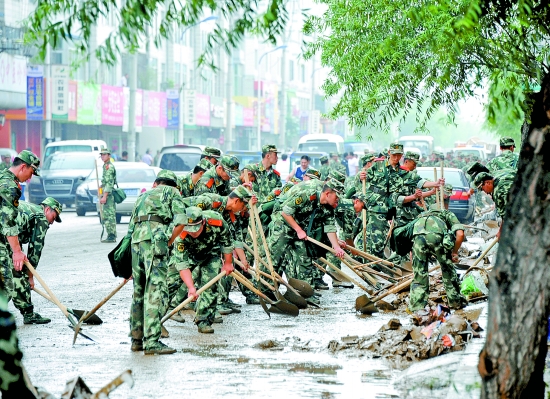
[14,211,487,398]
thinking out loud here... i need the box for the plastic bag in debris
[460,270,489,298]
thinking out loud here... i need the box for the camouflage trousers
[409,233,464,311]
[166,261,197,309]
[129,241,169,348]
[0,287,32,397]
[102,194,117,238]
[0,242,33,316]
[493,179,514,217]
[365,212,390,259]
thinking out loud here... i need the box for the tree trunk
[479,71,550,398]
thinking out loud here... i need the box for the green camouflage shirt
[319,165,330,181]
[395,170,424,227]
[329,160,347,176]
[413,209,463,236]
[365,161,411,214]
[183,193,245,249]
[178,173,196,198]
[15,201,49,267]
[486,150,519,173]
[101,161,116,193]
[492,168,516,217]
[172,210,233,271]
[277,180,337,234]
[254,162,282,202]
[334,198,357,239]
[129,185,186,244]
[0,169,22,238]
[194,168,230,197]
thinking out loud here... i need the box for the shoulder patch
[13,199,19,207]
[105,164,110,170]
[179,231,188,240]
[295,196,303,205]
[228,211,236,223]
[310,194,317,201]
[177,242,185,252]
[274,189,282,196]
[267,195,274,201]
[213,201,222,209]
[273,169,280,176]
[196,203,204,209]
[207,218,223,227]
[206,178,214,189]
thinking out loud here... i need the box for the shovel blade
[283,290,308,309]
[258,298,271,319]
[358,303,379,315]
[287,278,314,298]
[268,300,299,317]
[355,295,373,312]
[68,309,103,325]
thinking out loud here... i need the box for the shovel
[248,266,310,309]
[32,287,103,325]
[464,237,499,275]
[355,264,441,314]
[242,242,314,298]
[73,279,130,345]
[231,270,299,317]
[345,246,399,275]
[24,261,98,343]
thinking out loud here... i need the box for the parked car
[156,144,208,175]
[225,150,261,166]
[75,162,159,223]
[44,140,107,160]
[27,152,100,207]
[452,146,487,161]
[415,167,475,224]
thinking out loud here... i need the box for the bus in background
[397,135,434,158]
[296,134,345,155]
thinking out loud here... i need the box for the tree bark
[479,71,550,398]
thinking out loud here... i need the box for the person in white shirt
[347,152,359,176]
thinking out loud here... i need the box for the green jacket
[413,209,463,237]
[101,161,116,193]
[486,150,519,173]
[15,201,49,267]
[195,168,230,197]
[0,169,22,238]
[254,162,282,202]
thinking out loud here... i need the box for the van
[44,140,107,160]
[398,136,434,158]
[452,146,487,161]
[156,144,207,175]
[296,134,345,155]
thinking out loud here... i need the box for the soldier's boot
[448,297,468,310]
[23,312,51,325]
[332,280,354,289]
[226,299,242,309]
[197,322,214,334]
[101,234,117,243]
[314,278,329,291]
[217,305,233,315]
[161,325,170,338]
[144,341,177,355]
[213,311,223,323]
[169,310,186,324]
[131,338,143,352]
[307,296,321,306]
[246,295,260,305]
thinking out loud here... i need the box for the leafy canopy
[25,0,288,67]
[303,0,550,132]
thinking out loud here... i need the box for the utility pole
[128,53,137,162]
[309,53,316,134]
[279,44,287,150]
[226,50,233,151]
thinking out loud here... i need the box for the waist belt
[370,186,388,196]
[133,215,166,224]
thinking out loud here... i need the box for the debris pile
[328,306,483,368]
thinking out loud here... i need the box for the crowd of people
[0,135,519,393]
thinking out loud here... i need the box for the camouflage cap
[466,162,489,179]
[220,155,240,177]
[243,163,260,179]
[404,151,420,163]
[1,152,11,159]
[16,150,40,176]
[324,178,344,195]
[443,184,454,198]
[500,136,515,147]
[156,169,178,184]
[360,154,375,166]
[329,152,339,158]
[41,197,62,223]
[99,148,111,155]
[473,172,494,188]
[262,144,280,153]
[203,146,221,158]
[232,185,254,202]
[319,155,329,164]
[352,193,368,208]
[305,167,321,180]
[182,206,205,233]
[197,158,214,172]
[389,143,404,155]
[328,169,346,184]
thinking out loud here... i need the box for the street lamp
[256,44,287,149]
[180,15,219,41]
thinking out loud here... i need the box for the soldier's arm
[27,218,48,267]
[281,194,307,239]
[103,165,115,193]
[1,191,27,270]
[219,220,235,275]
[173,237,197,299]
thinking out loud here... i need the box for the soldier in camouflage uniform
[345,153,375,198]
[12,197,62,325]
[171,207,234,334]
[99,148,117,243]
[195,155,240,197]
[201,146,222,169]
[178,158,212,197]
[254,144,282,202]
[128,169,186,355]
[0,153,11,171]
[486,137,519,173]
[229,164,259,192]
[409,186,467,311]
[329,153,347,176]
[0,150,40,397]
[319,155,330,181]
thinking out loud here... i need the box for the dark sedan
[415,167,475,224]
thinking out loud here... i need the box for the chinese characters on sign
[26,65,44,121]
[51,65,69,120]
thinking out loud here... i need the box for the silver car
[75,162,160,223]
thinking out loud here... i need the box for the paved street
[13,211,485,398]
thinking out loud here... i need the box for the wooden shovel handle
[433,168,439,209]
[79,279,129,323]
[231,270,274,304]
[345,246,395,267]
[306,236,355,264]
[371,264,440,303]
[161,271,226,324]
[340,257,378,287]
[318,257,371,293]
[440,161,445,206]
[467,237,499,271]
[362,179,367,252]
[25,261,70,318]
[234,259,276,291]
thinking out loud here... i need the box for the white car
[75,162,160,223]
